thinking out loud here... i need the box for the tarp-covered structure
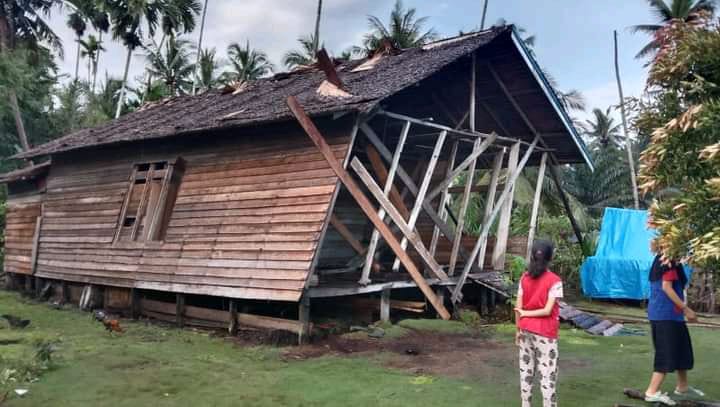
[581,208,657,299]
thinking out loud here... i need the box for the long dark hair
[528,240,554,278]
[649,254,688,286]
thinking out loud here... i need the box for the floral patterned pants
[518,330,559,407]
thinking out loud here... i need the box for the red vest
[519,271,562,339]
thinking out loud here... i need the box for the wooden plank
[114,167,137,243]
[130,165,154,240]
[380,287,391,322]
[392,130,447,271]
[492,142,520,271]
[286,95,451,320]
[29,215,43,275]
[425,132,498,202]
[478,150,505,269]
[449,139,479,276]
[298,296,311,344]
[430,141,459,258]
[176,293,185,327]
[548,164,585,249]
[360,121,410,284]
[329,215,365,254]
[526,152,547,261]
[451,136,539,303]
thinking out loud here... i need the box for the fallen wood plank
[624,388,720,407]
[286,96,451,320]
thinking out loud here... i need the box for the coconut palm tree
[222,41,274,83]
[0,0,63,152]
[144,35,195,96]
[282,34,323,69]
[159,0,201,46]
[195,47,220,91]
[191,0,209,94]
[632,0,716,59]
[79,34,104,84]
[356,0,438,56]
[65,2,87,82]
[584,107,622,148]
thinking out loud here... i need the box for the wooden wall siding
[33,125,352,302]
[3,197,42,275]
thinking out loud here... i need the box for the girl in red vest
[515,240,563,407]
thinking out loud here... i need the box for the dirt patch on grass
[282,328,518,379]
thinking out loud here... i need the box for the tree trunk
[9,90,30,151]
[115,47,133,119]
[193,0,210,95]
[313,0,323,54]
[480,0,489,30]
[74,35,81,82]
[614,30,640,209]
[92,31,102,93]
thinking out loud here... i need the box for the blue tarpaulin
[580,208,657,300]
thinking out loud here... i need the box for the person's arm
[662,280,698,322]
[517,296,558,318]
[515,287,523,345]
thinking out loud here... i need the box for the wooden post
[470,53,476,132]
[228,300,238,335]
[360,121,410,285]
[298,295,311,345]
[614,30,640,210]
[430,141,459,258]
[287,96,451,320]
[29,215,42,276]
[380,288,391,323]
[130,288,141,319]
[176,293,185,328]
[480,288,488,316]
[392,130,447,271]
[434,288,446,319]
[60,281,69,304]
[34,277,42,298]
[452,136,539,303]
[24,275,32,293]
[449,139,480,275]
[492,141,520,271]
[526,152,548,262]
[478,149,505,269]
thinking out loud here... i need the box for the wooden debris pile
[559,301,625,337]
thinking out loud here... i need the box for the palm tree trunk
[9,90,30,151]
[613,30,640,209]
[115,47,133,119]
[313,0,323,54]
[193,0,210,95]
[480,0,489,29]
[92,32,102,93]
[74,35,81,82]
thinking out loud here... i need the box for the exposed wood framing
[486,62,585,249]
[130,165,153,240]
[298,296,311,344]
[362,122,483,275]
[114,166,138,243]
[391,130,447,271]
[425,133,497,202]
[351,158,448,281]
[380,287,391,322]
[330,215,364,254]
[146,161,176,240]
[526,152,548,261]
[287,96,451,320]
[470,53,477,132]
[365,145,411,219]
[228,299,238,335]
[360,121,411,284]
[448,138,479,276]
[478,149,505,268]
[492,141,520,271]
[451,136,539,303]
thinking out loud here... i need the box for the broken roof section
[17,25,591,168]
[0,161,50,184]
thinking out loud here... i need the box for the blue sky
[48,0,658,123]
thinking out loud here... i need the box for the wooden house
[1,26,591,340]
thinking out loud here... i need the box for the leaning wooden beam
[351,158,448,281]
[362,123,480,272]
[492,142,520,271]
[425,132,498,202]
[29,215,42,275]
[451,136,539,303]
[477,149,506,268]
[449,139,480,276]
[130,165,154,240]
[286,96,451,320]
[330,215,368,256]
[548,163,585,248]
[526,152,548,261]
[430,141,459,257]
[470,53,477,132]
[360,121,411,285]
[392,130,447,271]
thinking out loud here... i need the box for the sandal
[674,386,705,398]
[645,391,677,406]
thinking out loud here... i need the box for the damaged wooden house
[1,26,591,340]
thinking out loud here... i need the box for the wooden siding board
[26,123,352,302]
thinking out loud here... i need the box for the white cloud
[575,76,646,125]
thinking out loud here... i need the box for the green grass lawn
[1,290,718,407]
